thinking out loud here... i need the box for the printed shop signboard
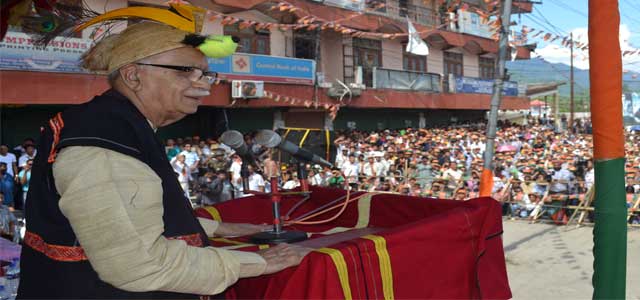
[1,31,316,85]
[208,53,315,85]
[0,31,91,73]
[455,76,519,96]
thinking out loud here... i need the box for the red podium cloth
[195,187,511,299]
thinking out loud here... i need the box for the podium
[195,187,512,299]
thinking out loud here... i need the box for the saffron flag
[406,17,429,56]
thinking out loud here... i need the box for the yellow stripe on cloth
[316,248,352,300]
[317,227,354,235]
[203,206,222,222]
[355,193,373,229]
[362,235,394,300]
[313,193,372,236]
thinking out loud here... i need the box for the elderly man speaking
[18,7,307,299]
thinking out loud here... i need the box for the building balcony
[447,10,494,40]
[372,67,442,93]
[367,0,438,27]
[460,0,534,14]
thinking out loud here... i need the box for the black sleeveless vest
[17,90,209,299]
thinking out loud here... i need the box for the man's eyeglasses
[136,63,218,84]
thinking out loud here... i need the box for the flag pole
[589,0,627,298]
[479,0,512,196]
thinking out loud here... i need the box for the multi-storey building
[0,0,536,145]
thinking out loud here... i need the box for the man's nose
[193,77,212,89]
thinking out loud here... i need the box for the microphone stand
[250,170,308,244]
[297,160,309,193]
[240,161,250,194]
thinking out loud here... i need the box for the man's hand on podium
[215,222,271,237]
[258,244,312,275]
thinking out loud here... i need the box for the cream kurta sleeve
[198,217,220,237]
[54,146,266,295]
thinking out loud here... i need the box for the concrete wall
[382,39,403,70]
[427,46,444,74]
[319,31,344,83]
[225,10,290,57]
[446,47,479,77]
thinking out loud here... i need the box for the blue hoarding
[208,53,315,85]
[455,76,519,96]
[0,31,91,73]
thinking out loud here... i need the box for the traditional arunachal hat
[82,22,203,74]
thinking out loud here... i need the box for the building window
[398,0,408,17]
[403,52,427,73]
[479,57,495,79]
[443,51,463,77]
[353,38,382,87]
[367,0,387,13]
[224,24,270,55]
[293,30,317,59]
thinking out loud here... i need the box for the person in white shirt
[442,162,463,192]
[0,145,18,178]
[584,161,595,190]
[229,155,243,197]
[341,155,359,189]
[375,154,388,177]
[282,172,300,190]
[308,167,324,186]
[18,144,37,168]
[247,165,265,193]
[335,148,349,169]
[179,143,200,176]
[170,154,190,199]
[549,161,575,194]
[360,155,379,178]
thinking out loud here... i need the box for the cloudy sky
[519,0,640,71]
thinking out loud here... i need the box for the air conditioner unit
[231,80,264,99]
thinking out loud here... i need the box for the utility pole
[570,32,575,132]
[479,0,512,196]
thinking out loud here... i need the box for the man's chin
[183,97,202,113]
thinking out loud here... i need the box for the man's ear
[119,64,142,91]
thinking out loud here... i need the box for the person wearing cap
[327,167,346,188]
[453,188,468,201]
[549,160,575,195]
[19,21,307,298]
[207,148,229,171]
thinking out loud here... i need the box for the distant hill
[506,58,640,97]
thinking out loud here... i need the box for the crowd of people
[160,117,639,223]
[2,117,639,225]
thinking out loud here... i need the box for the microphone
[255,129,333,168]
[220,130,250,157]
